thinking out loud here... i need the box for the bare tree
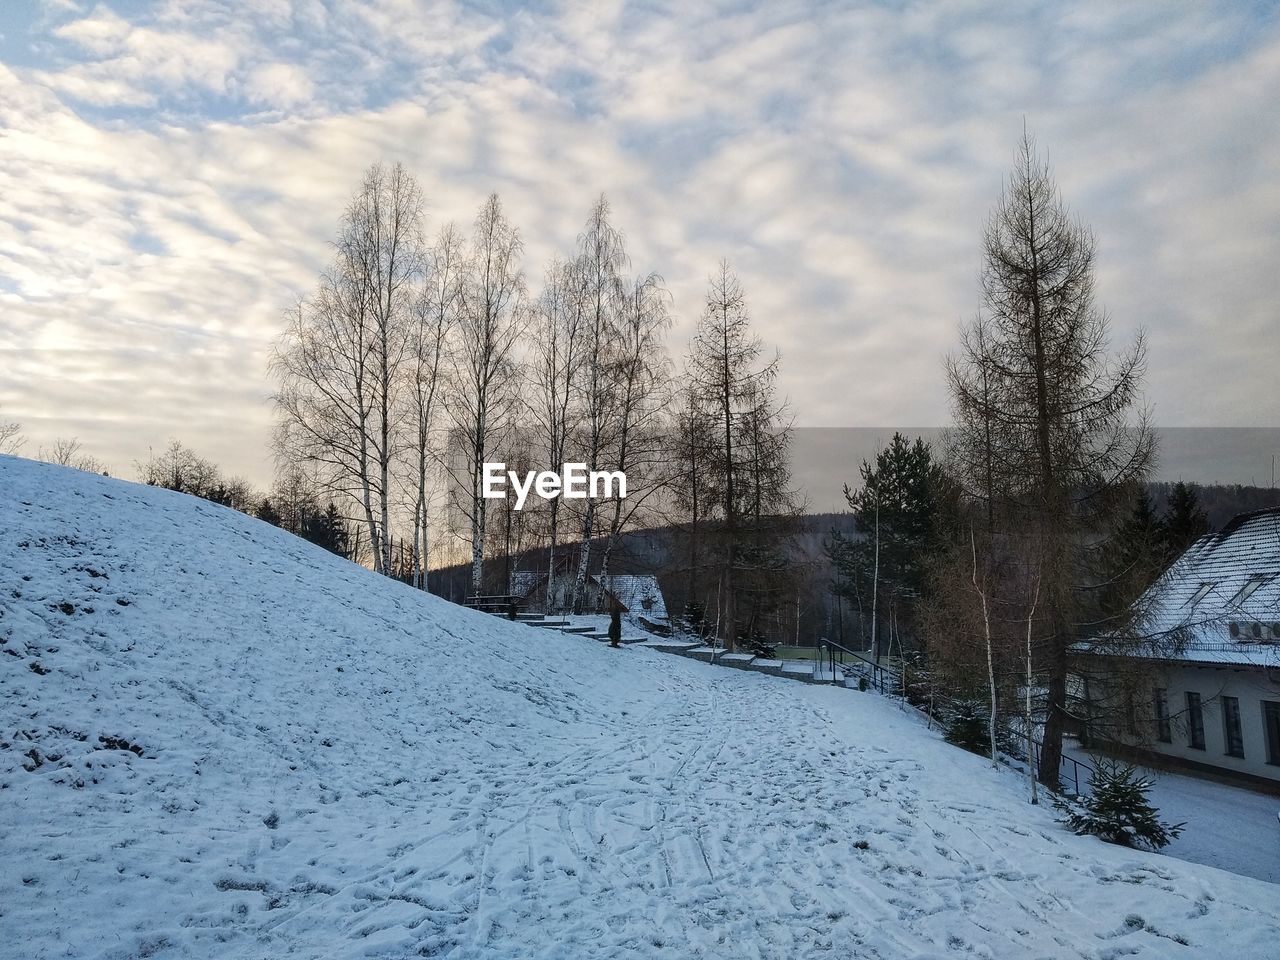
[971,529,998,766]
[404,224,463,589]
[568,196,627,612]
[40,437,104,473]
[946,130,1155,789]
[598,271,674,583]
[528,256,586,607]
[445,194,527,596]
[686,261,787,651]
[0,408,23,454]
[669,382,720,627]
[273,162,424,575]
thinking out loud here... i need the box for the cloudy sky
[2,0,1278,488]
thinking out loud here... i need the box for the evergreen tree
[1055,759,1184,850]
[827,433,954,658]
[944,698,993,755]
[300,503,353,560]
[256,499,283,527]
[1163,481,1210,557]
[1098,489,1167,627]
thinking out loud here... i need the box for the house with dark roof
[1070,508,1280,790]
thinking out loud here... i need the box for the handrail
[1024,737,1093,796]
[819,637,899,694]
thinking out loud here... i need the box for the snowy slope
[2,454,1277,960]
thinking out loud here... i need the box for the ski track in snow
[2,455,1278,960]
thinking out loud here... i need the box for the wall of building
[1076,660,1280,789]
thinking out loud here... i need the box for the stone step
[559,626,596,635]
[683,646,724,663]
[645,640,702,654]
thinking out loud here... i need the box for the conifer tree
[685,262,794,650]
[828,433,953,659]
[1163,481,1210,556]
[1098,489,1167,627]
[946,131,1155,789]
[1055,759,1184,850]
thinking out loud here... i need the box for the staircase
[477,608,648,645]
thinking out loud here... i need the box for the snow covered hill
[2,455,1277,960]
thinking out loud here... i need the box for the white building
[1071,508,1280,791]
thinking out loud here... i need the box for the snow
[1063,742,1280,885]
[1078,508,1280,667]
[3,454,1279,959]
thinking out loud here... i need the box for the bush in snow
[1054,759,1184,850]
[943,698,991,755]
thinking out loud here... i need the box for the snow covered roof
[510,570,542,599]
[599,574,668,621]
[1080,508,1280,668]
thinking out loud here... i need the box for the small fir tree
[1163,481,1210,557]
[256,499,282,527]
[1054,759,1184,850]
[944,698,992,755]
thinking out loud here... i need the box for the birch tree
[404,224,463,589]
[597,272,674,584]
[446,194,526,596]
[568,196,627,613]
[528,256,586,608]
[272,162,424,575]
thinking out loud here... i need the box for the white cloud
[1,0,1277,488]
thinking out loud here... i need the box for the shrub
[1054,759,1184,850]
[943,698,991,755]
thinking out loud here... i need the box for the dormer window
[1186,582,1215,607]
[1228,575,1269,607]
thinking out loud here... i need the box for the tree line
[269,163,799,646]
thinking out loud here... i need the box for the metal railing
[1022,737,1093,796]
[816,638,900,694]
[816,637,1094,795]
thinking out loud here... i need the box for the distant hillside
[428,480,1278,637]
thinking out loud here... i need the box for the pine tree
[1163,481,1210,557]
[944,698,993,755]
[1055,759,1184,850]
[256,499,283,527]
[827,434,953,658]
[1098,489,1167,627]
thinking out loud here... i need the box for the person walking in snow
[608,602,622,648]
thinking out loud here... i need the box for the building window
[1186,692,1205,750]
[1185,582,1215,607]
[1264,701,1280,766]
[1222,696,1244,758]
[1227,575,1268,607]
[1154,688,1172,743]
